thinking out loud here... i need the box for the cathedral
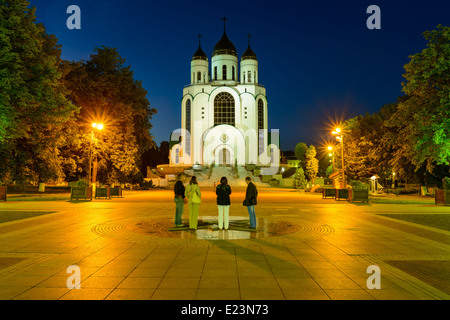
[170,21,277,168]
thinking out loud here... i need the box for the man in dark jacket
[174,174,185,227]
[243,176,258,229]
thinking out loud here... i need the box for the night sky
[30,0,450,151]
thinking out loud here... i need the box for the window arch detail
[258,99,264,154]
[222,65,227,80]
[214,92,235,126]
[185,99,191,155]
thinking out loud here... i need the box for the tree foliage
[0,1,156,185]
[0,0,78,184]
[387,25,450,173]
[293,167,307,190]
[341,25,450,187]
[61,46,157,184]
[305,145,319,184]
[294,142,307,170]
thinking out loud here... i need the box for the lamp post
[327,146,334,173]
[392,172,396,189]
[332,128,346,189]
[88,123,104,186]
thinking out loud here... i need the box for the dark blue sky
[31,0,449,151]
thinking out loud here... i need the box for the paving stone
[0,188,449,301]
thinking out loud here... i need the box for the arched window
[232,66,235,81]
[214,66,217,80]
[214,92,235,126]
[258,99,264,131]
[222,65,227,80]
[185,99,191,155]
[248,71,252,83]
[197,72,201,83]
[258,99,264,154]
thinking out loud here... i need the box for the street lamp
[332,127,346,189]
[88,123,104,186]
[392,172,396,189]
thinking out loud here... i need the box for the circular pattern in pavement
[91,215,334,246]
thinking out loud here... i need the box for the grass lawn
[378,214,450,232]
[5,194,69,201]
[0,211,57,224]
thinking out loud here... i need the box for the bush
[282,167,296,178]
[392,188,419,195]
[140,180,154,190]
[349,180,368,190]
[443,177,450,190]
[293,167,307,190]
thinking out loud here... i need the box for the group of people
[174,174,258,230]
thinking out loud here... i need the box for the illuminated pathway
[0,188,449,300]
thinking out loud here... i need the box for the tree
[294,142,308,170]
[387,25,450,173]
[293,167,307,190]
[61,46,156,184]
[325,164,333,178]
[305,145,319,184]
[0,0,78,184]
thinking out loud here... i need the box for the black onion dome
[241,45,257,60]
[192,45,208,61]
[213,32,237,57]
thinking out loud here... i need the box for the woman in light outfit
[184,176,201,229]
[216,176,231,230]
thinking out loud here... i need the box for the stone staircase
[196,166,265,187]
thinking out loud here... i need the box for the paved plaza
[0,187,449,300]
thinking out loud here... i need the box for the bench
[435,189,450,206]
[335,188,349,201]
[322,188,336,199]
[110,187,123,198]
[70,187,92,201]
[95,187,111,199]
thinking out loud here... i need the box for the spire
[221,17,229,33]
[213,18,237,57]
[241,34,257,61]
[192,34,207,61]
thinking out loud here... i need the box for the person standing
[243,176,258,229]
[185,176,201,230]
[173,174,185,227]
[216,176,231,230]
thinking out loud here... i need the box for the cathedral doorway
[218,147,232,167]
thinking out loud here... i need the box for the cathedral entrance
[218,147,232,167]
[202,124,245,166]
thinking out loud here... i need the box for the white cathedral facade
[170,25,278,168]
